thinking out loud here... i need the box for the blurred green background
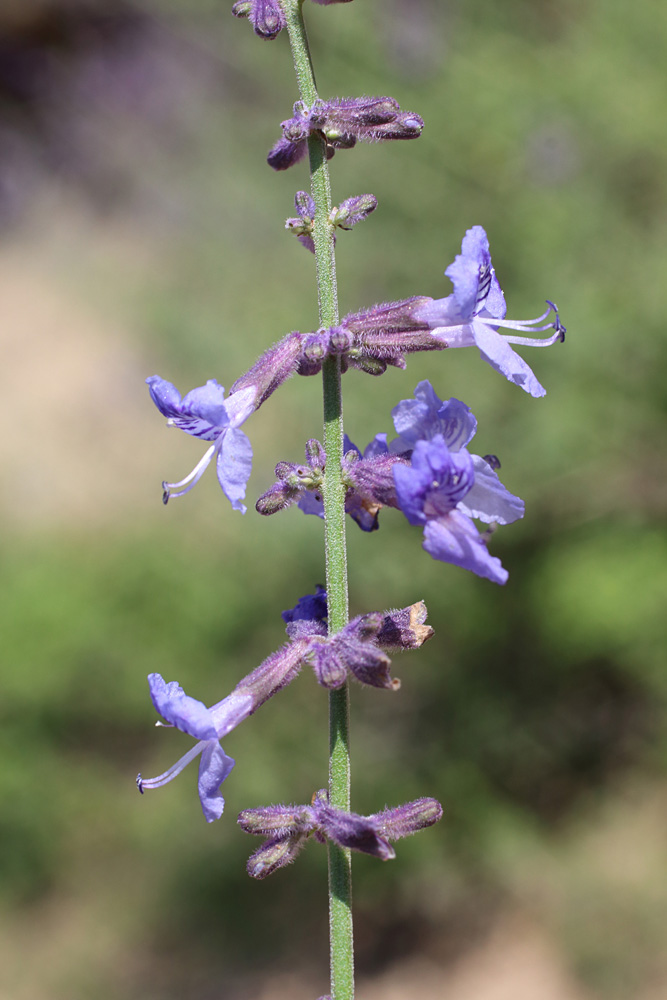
[1,1,666,998]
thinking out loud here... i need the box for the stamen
[475,263,493,312]
[484,301,566,346]
[162,444,217,504]
[136,740,206,792]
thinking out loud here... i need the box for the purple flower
[394,436,516,584]
[381,381,525,582]
[414,226,565,397]
[137,643,306,821]
[136,674,252,822]
[147,376,257,511]
[391,380,525,527]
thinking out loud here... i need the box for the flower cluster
[238,791,443,878]
[137,591,433,820]
[286,191,377,254]
[141,0,565,904]
[148,227,563,512]
[258,381,524,584]
[268,97,424,170]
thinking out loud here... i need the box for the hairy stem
[282,3,353,999]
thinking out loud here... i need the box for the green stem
[282,4,353,999]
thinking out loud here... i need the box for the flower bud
[303,333,328,363]
[306,640,348,689]
[348,353,388,376]
[294,190,316,219]
[275,460,300,481]
[370,114,424,140]
[328,327,352,354]
[312,792,395,860]
[372,798,443,840]
[269,95,423,171]
[256,481,300,515]
[246,834,307,879]
[232,0,286,40]
[305,438,326,471]
[330,193,378,230]
[238,802,314,836]
[268,136,307,171]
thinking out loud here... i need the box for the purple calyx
[268,96,423,171]
[238,791,443,878]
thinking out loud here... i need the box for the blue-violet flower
[137,642,305,821]
[147,376,257,511]
[413,226,565,397]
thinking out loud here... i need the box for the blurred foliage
[1,0,666,998]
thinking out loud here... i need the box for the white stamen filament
[137,740,207,792]
[162,442,220,501]
[481,301,565,346]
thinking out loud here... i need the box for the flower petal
[198,741,236,822]
[146,375,183,418]
[393,459,430,526]
[423,510,509,583]
[422,511,508,584]
[362,433,389,459]
[413,294,472,336]
[445,226,507,320]
[297,491,325,519]
[224,385,258,426]
[208,691,254,739]
[392,382,477,451]
[148,673,218,741]
[472,321,546,397]
[458,455,525,525]
[216,427,253,512]
[180,379,230,427]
